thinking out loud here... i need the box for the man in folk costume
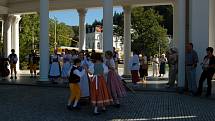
[129,50,140,85]
[49,49,62,83]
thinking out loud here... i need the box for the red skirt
[131,70,140,83]
[107,70,126,100]
[90,75,113,107]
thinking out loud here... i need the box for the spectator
[196,47,215,97]
[139,51,148,81]
[159,54,167,77]
[8,49,18,79]
[185,43,198,95]
[28,50,38,78]
[167,48,178,88]
[152,54,159,77]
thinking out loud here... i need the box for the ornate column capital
[11,15,21,24]
[123,5,132,14]
[77,8,87,17]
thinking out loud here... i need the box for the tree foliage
[19,14,75,69]
[131,7,168,56]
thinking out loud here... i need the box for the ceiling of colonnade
[0,0,173,14]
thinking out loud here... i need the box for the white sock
[67,101,71,106]
[73,100,78,107]
[94,106,98,113]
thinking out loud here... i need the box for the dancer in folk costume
[90,53,113,115]
[67,58,86,110]
[78,51,92,97]
[129,50,140,85]
[49,49,62,83]
[104,51,126,108]
[71,49,78,65]
[61,49,72,83]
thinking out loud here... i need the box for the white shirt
[129,54,140,70]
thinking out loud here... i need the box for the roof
[0,0,173,14]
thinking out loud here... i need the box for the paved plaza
[0,68,215,121]
[0,85,215,121]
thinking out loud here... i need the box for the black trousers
[197,70,214,95]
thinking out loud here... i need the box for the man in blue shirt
[185,43,198,95]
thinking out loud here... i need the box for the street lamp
[54,16,57,49]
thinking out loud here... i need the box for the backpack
[68,66,80,83]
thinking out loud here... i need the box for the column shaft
[3,15,12,57]
[176,0,186,88]
[103,0,113,52]
[123,6,131,75]
[39,0,49,81]
[11,15,21,71]
[78,9,86,51]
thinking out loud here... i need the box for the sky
[49,7,123,26]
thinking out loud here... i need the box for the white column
[123,6,132,76]
[173,4,178,48]
[190,0,211,82]
[3,15,12,57]
[11,15,21,71]
[39,0,49,81]
[209,0,215,50]
[175,0,186,89]
[103,0,113,52]
[77,8,87,51]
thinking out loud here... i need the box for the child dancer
[67,58,86,110]
[90,53,113,115]
[105,51,126,108]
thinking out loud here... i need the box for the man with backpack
[8,49,18,79]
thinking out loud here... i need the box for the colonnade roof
[0,0,172,14]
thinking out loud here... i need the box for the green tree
[49,18,75,50]
[131,7,168,56]
[19,14,75,69]
[113,12,124,43]
[19,14,40,69]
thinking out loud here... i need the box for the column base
[38,76,50,82]
[121,74,131,78]
[177,87,184,94]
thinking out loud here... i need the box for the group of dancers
[49,49,126,115]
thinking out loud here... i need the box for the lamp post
[54,17,57,49]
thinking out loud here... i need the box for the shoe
[93,112,101,116]
[194,92,201,97]
[66,105,72,111]
[205,94,211,97]
[10,76,13,79]
[30,76,33,78]
[15,76,17,79]
[114,104,120,108]
[101,109,107,112]
[52,81,58,84]
[72,106,81,110]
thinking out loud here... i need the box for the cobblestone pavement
[0,85,215,121]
